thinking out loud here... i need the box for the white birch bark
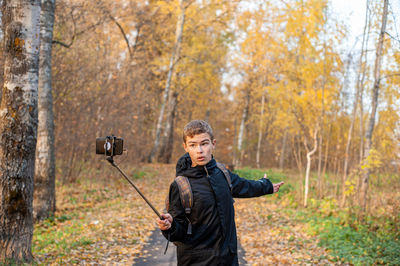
[158,91,178,163]
[33,0,56,221]
[341,0,370,208]
[148,0,186,162]
[235,90,250,167]
[256,90,265,168]
[0,0,4,103]
[360,0,388,212]
[0,0,41,262]
[304,128,318,207]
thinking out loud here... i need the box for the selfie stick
[106,156,162,219]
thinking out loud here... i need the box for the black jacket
[162,153,274,265]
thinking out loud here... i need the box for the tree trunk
[322,125,330,177]
[341,0,369,208]
[360,0,388,213]
[279,129,288,169]
[158,91,178,164]
[33,0,56,221]
[359,0,372,165]
[148,0,186,163]
[304,128,318,207]
[0,0,4,103]
[256,90,265,168]
[232,118,237,166]
[0,0,41,262]
[317,37,328,198]
[292,136,303,174]
[235,89,250,167]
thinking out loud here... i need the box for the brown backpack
[165,162,232,235]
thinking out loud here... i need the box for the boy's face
[183,133,216,167]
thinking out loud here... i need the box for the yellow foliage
[344,173,357,196]
[361,149,383,171]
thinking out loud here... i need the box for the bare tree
[0,0,41,262]
[34,0,56,221]
[341,0,370,208]
[360,0,388,213]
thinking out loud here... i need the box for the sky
[331,0,400,52]
[331,0,366,42]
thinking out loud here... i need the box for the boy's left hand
[264,173,284,193]
[273,181,284,193]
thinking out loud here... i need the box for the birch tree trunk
[341,0,369,208]
[304,128,318,207]
[158,91,178,163]
[0,0,41,262]
[148,0,186,163]
[360,0,388,213]
[359,0,373,167]
[317,85,325,198]
[235,89,250,167]
[279,129,288,169]
[33,0,56,221]
[256,90,265,168]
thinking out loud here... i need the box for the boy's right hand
[157,213,173,231]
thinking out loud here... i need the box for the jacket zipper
[204,165,209,177]
[204,165,226,239]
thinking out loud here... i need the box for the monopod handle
[106,157,162,219]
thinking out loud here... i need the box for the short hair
[183,120,214,143]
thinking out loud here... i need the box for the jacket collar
[176,153,216,178]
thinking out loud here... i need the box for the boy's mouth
[197,156,205,161]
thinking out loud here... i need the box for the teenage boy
[157,120,284,265]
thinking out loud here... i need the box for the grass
[234,167,293,195]
[303,213,400,265]
[33,214,94,262]
[235,167,400,266]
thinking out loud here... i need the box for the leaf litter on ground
[33,164,340,265]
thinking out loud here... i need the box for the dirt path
[133,228,248,265]
[127,164,330,265]
[235,197,331,265]
[34,163,332,265]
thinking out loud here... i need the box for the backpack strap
[174,176,193,235]
[175,176,193,214]
[216,162,233,193]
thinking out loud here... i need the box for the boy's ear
[183,142,188,152]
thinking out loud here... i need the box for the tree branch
[385,31,400,44]
[52,9,105,49]
[109,15,133,58]
[379,73,400,81]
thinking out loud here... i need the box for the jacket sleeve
[161,181,189,242]
[230,171,274,198]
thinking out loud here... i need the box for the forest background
[0,0,399,264]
